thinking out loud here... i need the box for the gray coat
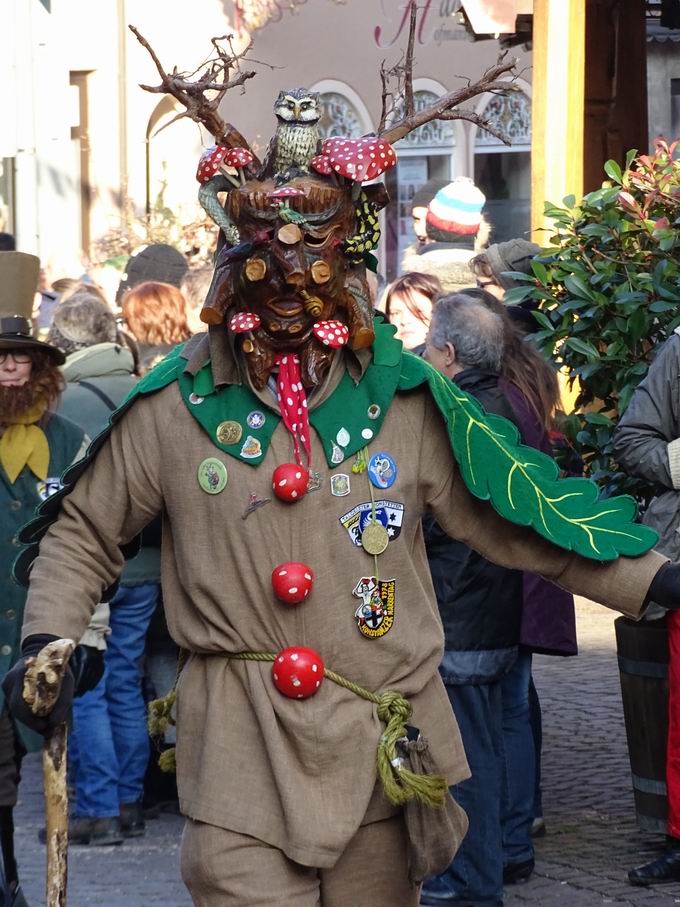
[614,331,680,568]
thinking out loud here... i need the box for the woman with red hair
[121,281,191,374]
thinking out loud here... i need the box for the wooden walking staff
[22,638,75,907]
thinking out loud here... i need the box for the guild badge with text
[352,576,395,639]
[340,500,404,548]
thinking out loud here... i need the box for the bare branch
[129,25,260,161]
[438,109,511,145]
[403,0,417,119]
[378,53,519,145]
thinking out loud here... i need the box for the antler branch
[376,0,519,146]
[129,25,260,161]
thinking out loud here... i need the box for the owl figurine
[260,88,322,185]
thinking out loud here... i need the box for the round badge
[189,393,204,405]
[216,421,243,446]
[367,452,397,490]
[197,458,228,495]
[247,411,266,430]
[361,523,390,556]
[367,404,381,420]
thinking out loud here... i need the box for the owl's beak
[294,104,301,118]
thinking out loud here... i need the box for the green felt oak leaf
[422,361,657,561]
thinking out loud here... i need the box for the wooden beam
[531,0,585,236]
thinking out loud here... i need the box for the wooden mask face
[201,175,377,389]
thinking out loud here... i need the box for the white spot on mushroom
[290,653,299,661]
[289,587,298,594]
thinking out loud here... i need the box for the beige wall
[3,0,532,274]
[647,40,680,147]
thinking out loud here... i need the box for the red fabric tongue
[276,353,311,468]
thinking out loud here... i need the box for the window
[318,93,365,140]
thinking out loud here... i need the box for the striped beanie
[426,178,486,242]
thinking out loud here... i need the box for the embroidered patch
[353,576,396,639]
[339,500,404,548]
[368,452,397,489]
[36,478,62,502]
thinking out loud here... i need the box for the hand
[70,646,105,697]
[2,635,75,736]
[646,563,680,609]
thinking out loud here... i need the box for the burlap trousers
[181,813,420,906]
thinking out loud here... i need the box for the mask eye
[304,233,327,248]
[311,261,331,284]
[244,258,267,281]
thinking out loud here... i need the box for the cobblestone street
[13,599,680,905]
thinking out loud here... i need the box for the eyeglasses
[476,279,495,290]
[0,351,32,365]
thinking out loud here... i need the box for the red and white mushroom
[229,312,261,333]
[196,145,230,185]
[310,154,334,176]
[223,147,254,185]
[320,136,397,183]
[269,186,306,200]
[313,320,349,349]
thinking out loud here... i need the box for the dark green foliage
[515,140,680,498]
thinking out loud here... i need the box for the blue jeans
[431,680,505,903]
[500,651,535,866]
[70,583,159,818]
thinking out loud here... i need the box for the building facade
[0,0,535,281]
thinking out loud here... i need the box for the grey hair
[429,293,505,372]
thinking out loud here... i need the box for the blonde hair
[122,281,191,346]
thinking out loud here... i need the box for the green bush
[511,139,680,497]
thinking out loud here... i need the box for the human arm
[613,335,680,490]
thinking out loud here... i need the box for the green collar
[177,320,405,468]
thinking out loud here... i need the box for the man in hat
[470,239,543,335]
[3,108,680,907]
[0,252,103,903]
[401,178,491,295]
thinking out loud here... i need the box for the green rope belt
[148,650,447,809]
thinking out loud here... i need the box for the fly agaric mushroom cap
[321,136,397,183]
[196,145,230,184]
[269,186,306,199]
[310,154,333,176]
[223,147,255,169]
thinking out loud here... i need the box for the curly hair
[121,281,191,347]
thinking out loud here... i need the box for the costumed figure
[0,253,105,905]
[5,20,680,906]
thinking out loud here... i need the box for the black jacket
[424,368,523,684]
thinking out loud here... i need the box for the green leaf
[584,412,614,426]
[531,310,554,331]
[421,362,657,559]
[565,337,599,360]
[530,261,548,284]
[564,274,595,300]
[503,286,535,306]
[604,160,623,184]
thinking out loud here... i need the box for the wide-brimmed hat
[0,252,65,364]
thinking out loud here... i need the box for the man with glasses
[0,252,97,905]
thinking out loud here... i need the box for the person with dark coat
[0,252,101,903]
[614,330,680,886]
[420,292,575,907]
[47,291,161,845]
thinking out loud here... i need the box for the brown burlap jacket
[22,334,666,868]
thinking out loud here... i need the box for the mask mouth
[267,299,305,318]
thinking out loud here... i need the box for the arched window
[394,91,456,149]
[473,90,531,243]
[475,92,531,149]
[318,93,365,140]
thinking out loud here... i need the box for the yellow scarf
[0,401,50,484]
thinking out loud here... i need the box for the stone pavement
[12,599,680,905]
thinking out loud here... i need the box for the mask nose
[285,270,306,288]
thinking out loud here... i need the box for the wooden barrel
[615,616,669,833]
